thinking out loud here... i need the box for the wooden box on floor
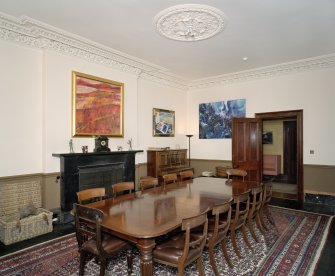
[0,180,53,245]
[216,166,230,178]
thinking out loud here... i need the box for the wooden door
[232,118,263,183]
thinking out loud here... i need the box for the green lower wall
[304,164,335,195]
[1,162,334,211]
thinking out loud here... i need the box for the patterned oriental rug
[0,206,333,276]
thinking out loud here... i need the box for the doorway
[255,110,303,202]
[283,120,297,183]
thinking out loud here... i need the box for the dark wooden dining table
[86,177,260,276]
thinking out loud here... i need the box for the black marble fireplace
[78,162,125,195]
[53,150,143,216]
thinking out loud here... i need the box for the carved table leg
[137,238,156,276]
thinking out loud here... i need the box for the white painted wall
[137,78,188,163]
[1,38,335,178]
[43,51,140,172]
[0,40,188,176]
[188,67,335,165]
[0,41,43,176]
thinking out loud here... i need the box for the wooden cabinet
[263,154,281,176]
[147,149,191,181]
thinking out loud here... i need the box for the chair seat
[82,235,129,256]
[153,234,202,265]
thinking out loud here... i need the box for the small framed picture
[262,131,273,144]
[153,108,175,137]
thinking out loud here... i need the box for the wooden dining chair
[248,185,265,242]
[260,182,275,230]
[74,204,133,276]
[76,187,105,204]
[193,200,233,275]
[226,169,247,184]
[229,190,252,258]
[162,173,177,185]
[208,200,233,272]
[139,177,158,192]
[179,170,194,181]
[153,210,208,276]
[112,182,134,198]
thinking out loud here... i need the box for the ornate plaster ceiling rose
[154,4,227,42]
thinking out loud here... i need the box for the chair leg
[221,239,233,268]
[248,217,259,243]
[79,251,86,276]
[255,212,266,235]
[260,208,269,230]
[126,248,133,275]
[265,206,275,225]
[196,256,205,276]
[177,263,185,276]
[208,243,220,276]
[100,258,107,276]
[241,225,252,249]
[230,230,242,258]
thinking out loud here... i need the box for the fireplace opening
[78,162,125,196]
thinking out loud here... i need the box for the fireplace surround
[53,150,143,216]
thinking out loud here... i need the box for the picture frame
[153,108,175,137]
[72,71,124,137]
[199,99,246,139]
[262,131,273,144]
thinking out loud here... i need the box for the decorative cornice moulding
[188,53,335,90]
[139,71,188,90]
[0,13,164,76]
[0,12,334,90]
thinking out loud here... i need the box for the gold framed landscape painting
[72,71,124,137]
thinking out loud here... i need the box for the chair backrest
[112,182,134,198]
[180,209,208,264]
[163,173,177,185]
[250,185,263,215]
[263,182,273,205]
[212,200,232,239]
[226,168,247,182]
[231,190,250,229]
[76,187,105,204]
[140,177,158,192]
[179,170,194,181]
[74,203,104,252]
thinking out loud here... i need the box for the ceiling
[1,0,335,81]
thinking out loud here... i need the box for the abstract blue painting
[199,99,246,139]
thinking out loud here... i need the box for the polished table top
[87,177,258,239]
[86,177,260,276]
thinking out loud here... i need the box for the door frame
[255,110,304,202]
